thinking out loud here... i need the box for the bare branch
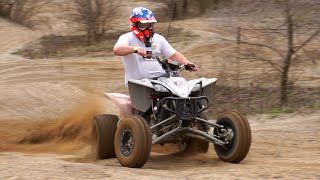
[240,41,285,59]
[243,56,283,73]
[70,0,123,45]
[294,29,320,53]
[232,69,278,81]
[7,0,51,28]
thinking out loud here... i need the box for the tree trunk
[280,52,293,106]
[182,0,188,14]
[280,0,294,106]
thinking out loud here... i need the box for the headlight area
[153,84,170,92]
[191,83,201,92]
[154,83,201,93]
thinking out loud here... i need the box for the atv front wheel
[214,110,251,163]
[114,115,151,168]
[92,114,119,159]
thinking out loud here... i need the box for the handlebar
[133,50,196,73]
[133,50,154,59]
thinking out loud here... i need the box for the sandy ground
[0,110,319,180]
[0,9,320,179]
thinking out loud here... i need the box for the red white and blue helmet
[130,7,157,45]
[130,7,157,24]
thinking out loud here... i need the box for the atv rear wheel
[179,113,209,153]
[214,110,251,163]
[114,115,151,168]
[92,114,119,159]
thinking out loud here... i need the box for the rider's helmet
[130,7,157,47]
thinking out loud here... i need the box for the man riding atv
[113,7,199,85]
[91,7,251,169]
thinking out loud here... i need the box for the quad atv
[91,52,252,168]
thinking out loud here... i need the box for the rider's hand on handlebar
[133,47,152,58]
[185,63,200,71]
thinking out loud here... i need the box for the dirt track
[0,110,319,179]
[0,13,320,179]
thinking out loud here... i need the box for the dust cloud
[1,93,109,155]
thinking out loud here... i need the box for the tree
[237,0,320,106]
[70,0,122,45]
[166,0,223,20]
[0,0,50,28]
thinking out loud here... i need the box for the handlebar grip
[185,63,196,71]
[143,51,153,59]
[133,49,153,59]
[133,49,151,55]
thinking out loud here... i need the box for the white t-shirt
[114,32,176,85]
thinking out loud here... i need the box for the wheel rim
[119,127,135,157]
[215,118,235,151]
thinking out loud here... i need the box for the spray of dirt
[2,93,112,156]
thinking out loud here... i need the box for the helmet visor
[138,22,154,30]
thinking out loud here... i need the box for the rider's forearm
[113,45,135,56]
[169,52,190,65]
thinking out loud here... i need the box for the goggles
[138,22,154,30]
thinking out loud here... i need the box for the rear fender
[104,93,134,117]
